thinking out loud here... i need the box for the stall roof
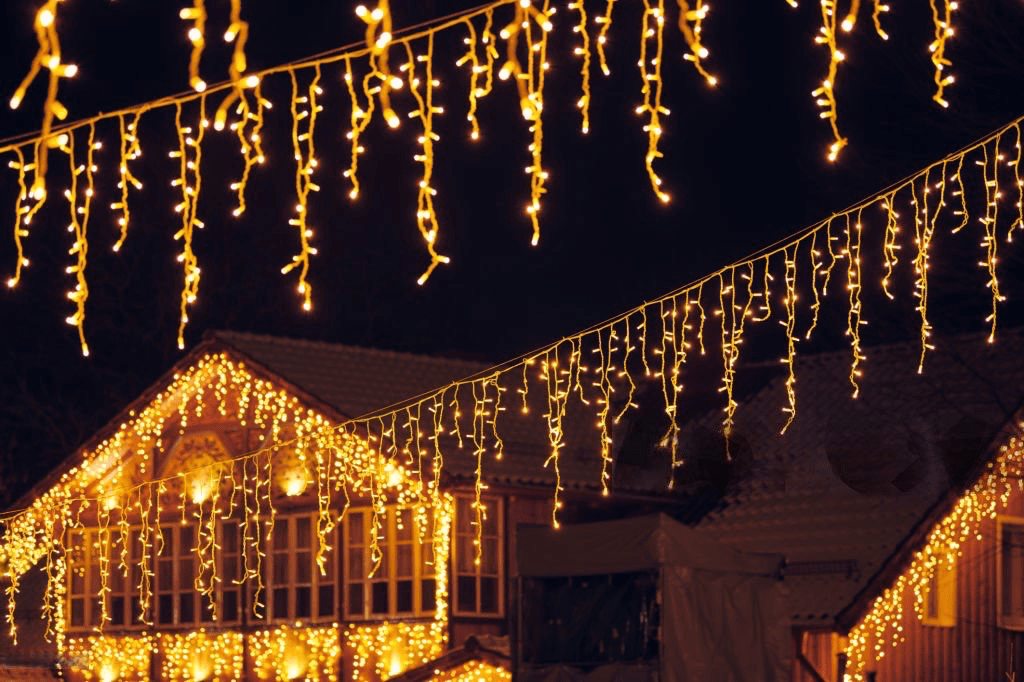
[517,512,782,577]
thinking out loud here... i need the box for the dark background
[1,0,1024,506]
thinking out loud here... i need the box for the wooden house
[0,331,685,681]
[675,328,1024,681]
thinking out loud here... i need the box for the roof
[209,331,674,495]
[685,328,1024,627]
[211,331,491,420]
[388,636,510,681]
[517,512,781,577]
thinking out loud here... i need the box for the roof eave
[834,400,1024,633]
[6,334,351,515]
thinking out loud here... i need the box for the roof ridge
[208,329,494,368]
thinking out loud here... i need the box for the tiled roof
[212,331,491,420]
[210,331,664,495]
[687,328,1024,626]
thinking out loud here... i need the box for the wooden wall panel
[858,488,1024,681]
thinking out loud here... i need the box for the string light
[346,621,446,681]
[180,1,209,93]
[160,630,244,681]
[111,111,144,252]
[432,660,512,681]
[638,0,671,203]
[64,633,151,681]
[676,0,717,86]
[1,0,989,336]
[9,0,77,205]
[405,36,452,285]
[1,105,1023,678]
[170,97,208,350]
[569,0,593,133]
[813,0,847,162]
[927,0,956,108]
[871,0,890,40]
[281,66,322,312]
[250,624,341,681]
[62,124,98,357]
[213,0,252,131]
[594,0,617,77]
[780,245,798,432]
[844,431,1024,681]
[6,148,30,289]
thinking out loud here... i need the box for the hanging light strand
[676,0,717,86]
[9,0,77,205]
[927,0,957,108]
[170,97,208,350]
[180,1,209,93]
[1,0,988,339]
[281,66,322,312]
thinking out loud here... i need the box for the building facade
[0,331,681,681]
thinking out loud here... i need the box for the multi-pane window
[68,527,145,630]
[155,524,212,626]
[109,528,144,628]
[265,514,337,621]
[70,515,337,629]
[453,496,502,616]
[68,529,103,629]
[1000,518,1024,629]
[345,506,436,619]
[922,558,956,627]
[220,520,242,623]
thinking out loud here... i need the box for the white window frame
[264,511,338,623]
[344,505,437,620]
[921,556,956,627]
[154,523,210,627]
[452,495,504,617]
[67,526,148,632]
[998,515,1024,630]
[67,528,102,631]
[218,518,243,625]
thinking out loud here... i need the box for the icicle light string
[3,0,983,349]
[844,432,1024,681]
[1,114,1021,628]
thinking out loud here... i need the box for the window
[265,513,337,622]
[921,558,956,627]
[109,528,145,627]
[155,524,212,626]
[453,496,502,616]
[1000,517,1024,629]
[68,529,103,630]
[220,520,242,623]
[345,506,436,619]
[68,527,145,630]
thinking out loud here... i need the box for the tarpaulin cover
[517,514,789,682]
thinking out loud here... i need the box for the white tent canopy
[517,513,790,682]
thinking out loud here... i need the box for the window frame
[263,511,339,623]
[67,526,148,632]
[998,515,1024,631]
[154,523,213,628]
[343,504,437,620]
[452,494,504,618]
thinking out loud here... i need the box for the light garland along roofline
[834,398,1024,635]
[841,416,1024,681]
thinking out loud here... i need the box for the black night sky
[1,0,1024,506]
